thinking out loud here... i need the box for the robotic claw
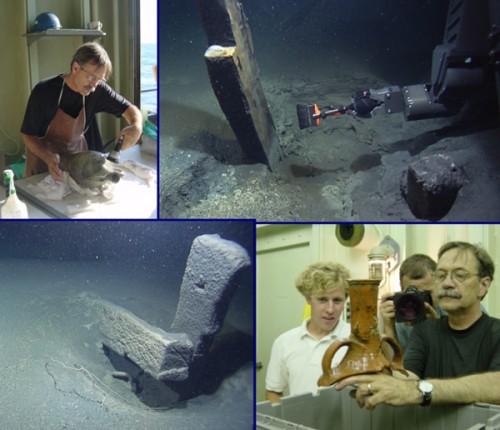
[297,0,500,130]
[297,90,383,129]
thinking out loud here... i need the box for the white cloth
[26,172,72,200]
[67,175,115,200]
[265,318,350,397]
[26,172,116,201]
[122,160,156,186]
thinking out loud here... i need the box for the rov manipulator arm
[297,0,500,130]
[296,80,461,130]
[296,90,383,129]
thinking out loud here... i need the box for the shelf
[23,29,106,45]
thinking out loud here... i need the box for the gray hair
[71,42,112,80]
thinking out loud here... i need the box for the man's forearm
[265,390,283,404]
[335,371,500,410]
[22,133,51,165]
[430,372,500,405]
[120,105,143,149]
[123,105,142,127]
[22,133,63,179]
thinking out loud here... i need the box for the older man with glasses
[336,241,500,409]
[380,252,488,352]
[21,42,142,179]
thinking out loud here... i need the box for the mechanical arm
[297,0,500,129]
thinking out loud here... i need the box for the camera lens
[395,294,426,322]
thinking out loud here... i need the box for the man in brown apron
[21,42,142,180]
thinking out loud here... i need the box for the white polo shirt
[265,318,350,396]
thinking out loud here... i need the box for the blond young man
[265,262,351,403]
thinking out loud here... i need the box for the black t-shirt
[404,313,500,379]
[20,75,131,152]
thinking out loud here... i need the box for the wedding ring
[367,383,372,395]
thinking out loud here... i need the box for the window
[140,0,157,114]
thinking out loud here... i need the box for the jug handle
[319,338,352,386]
[380,335,409,376]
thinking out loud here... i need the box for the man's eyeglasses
[433,269,479,284]
[80,66,106,84]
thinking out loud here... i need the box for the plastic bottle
[1,169,28,218]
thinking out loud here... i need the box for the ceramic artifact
[318,279,408,386]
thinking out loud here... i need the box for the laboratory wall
[256,223,500,402]
[0,1,31,166]
[0,0,138,167]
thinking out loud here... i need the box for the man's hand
[117,124,142,151]
[265,390,283,404]
[335,373,420,410]
[380,292,396,332]
[47,152,63,181]
[424,302,439,320]
[22,134,64,180]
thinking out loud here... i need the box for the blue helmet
[33,12,62,32]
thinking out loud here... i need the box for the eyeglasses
[433,269,479,284]
[80,66,106,84]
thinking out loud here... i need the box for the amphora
[318,279,408,386]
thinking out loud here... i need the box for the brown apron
[24,77,89,177]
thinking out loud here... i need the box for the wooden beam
[196,0,281,170]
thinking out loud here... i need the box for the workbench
[3,145,157,219]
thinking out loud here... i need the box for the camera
[391,286,433,323]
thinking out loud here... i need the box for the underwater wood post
[196,0,281,170]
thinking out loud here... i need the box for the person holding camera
[379,254,440,351]
[265,262,351,403]
[336,241,500,409]
[381,253,487,352]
